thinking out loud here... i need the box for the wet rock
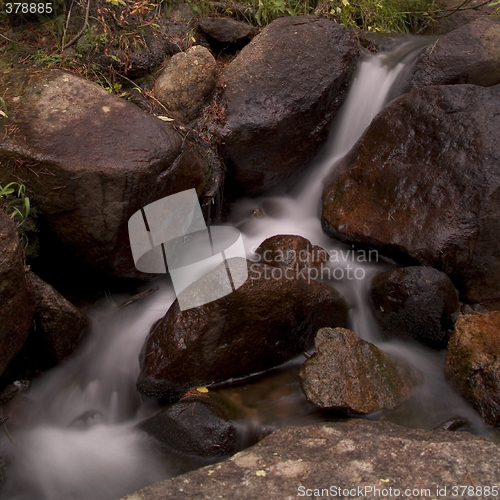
[446,312,500,426]
[409,19,500,89]
[109,35,181,78]
[432,415,472,432]
[420,0,499,36]
[198,17,256,52]
[370,266,459,349]
[254,235,327,272]
[154,45,218,123]
[216,16,359,196]
[0,69,206,278]
[249,208,264,219]
[299,328,422,414]
[0,214,35,378]
[27,271,90,369]
[139,393,247,458]
[120,419,500,500]
[321,83,500,303]
[137,258,349,402]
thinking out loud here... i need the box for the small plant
[0,182,31,226]
[32,49,63,65]
[0,97,8,119]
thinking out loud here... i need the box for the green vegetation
[0,182,39,260]
[0,182,31,226]
[176,0,438,31]
[317,0,438,32]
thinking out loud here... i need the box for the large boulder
[153,45,218,124]
[0,68,206,278]
[408,19,500,90]
[299,328,422,414]
[321,83,500,303]
[0,214,35,377]
[216,16,359,196]
[120,419,500,500]
[137,259,349,402]
[370,266,459,349]
[445,312,500,426]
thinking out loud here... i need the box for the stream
[0,38,495,500]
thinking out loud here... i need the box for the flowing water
[1,39,494,500]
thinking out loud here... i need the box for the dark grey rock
[120,419,500,500]
[216,16,359,196]
[139,393,248,459]
[299,328,422,414]
[409,19,500,89]
[198,17,256,51]
[370,266,459,349]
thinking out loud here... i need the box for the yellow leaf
[157,116,174,122]
[380,479,390,482]
[256,470,266,476]
[196,387,209,393]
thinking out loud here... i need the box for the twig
[61,0,91,52]
[435,0,493,18]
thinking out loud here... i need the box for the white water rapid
[0,39,492,500]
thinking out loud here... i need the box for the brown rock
[321,83,500,303]
[154,45,218,123]
[137,258,349,402]
[28,271,90,368]
[0,68,206,278]
[446,312,500,426]
[0,213,35,377]
[254,235,327,272]
[299,328,422,414]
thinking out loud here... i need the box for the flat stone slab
[121,419,500,500]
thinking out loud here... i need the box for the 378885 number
[5,3,53,14]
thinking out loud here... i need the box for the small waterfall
[1,39,491,500]
[1,285,176,500]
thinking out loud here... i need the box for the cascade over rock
[137,259,348,402]
[215,16,359,196]
[322,83,500,303]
